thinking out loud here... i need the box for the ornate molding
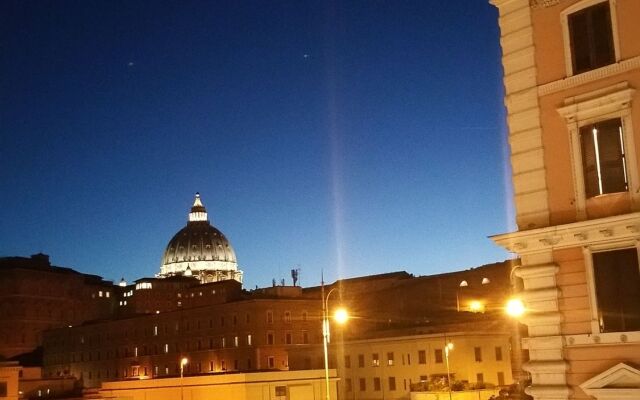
[492,213,640,254]
[530,0,563,8]
[539,56,640,96]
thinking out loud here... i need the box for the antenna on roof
[291,267,300,286]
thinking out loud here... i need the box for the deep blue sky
[0,1,514,289]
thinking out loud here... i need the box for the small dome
[158,194,242,284]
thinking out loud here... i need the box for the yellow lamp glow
[468,300,484,313]
[446,342,454,350]
[181,357,189,366]
[333,307,349,324]
[506,298,526,317]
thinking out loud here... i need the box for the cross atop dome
[188,192,208,222]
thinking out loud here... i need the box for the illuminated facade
[158,193,243,284]
[490,0,640,399]
[40,260,516,390]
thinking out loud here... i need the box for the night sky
[0,1,514,289]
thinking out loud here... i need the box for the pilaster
[490,0,550,230]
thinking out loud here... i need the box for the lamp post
[444,341,454,400]
[180,357,188,400]
[321,282,348,400]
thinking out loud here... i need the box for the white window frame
[560,0,620,77]
[557,82,637,219]
[582,240,640,335]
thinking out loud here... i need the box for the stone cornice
[539,56,640,96]
[491,213,640,254]
[529,0,564,8]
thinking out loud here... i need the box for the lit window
[99,291,103,297]
[164,344,169,354]
[234,336,239,347]
[247,334,252,346]
[106,292,110,298]
[153,326,158,336]
[592,248,640,332]
[222,337,226,348]
[567,1,615,75]
[372,353,380,367]
[581,118,627,198]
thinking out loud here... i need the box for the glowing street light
[180,357,189,400]
[468,300,485,313]
[334,307,349,324]
[321,284,349,400]
[444,341,454,400]
[506,298,526,318]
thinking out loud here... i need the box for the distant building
[490,0,640,399]
[0,254,115,359]
[1,193,518,394]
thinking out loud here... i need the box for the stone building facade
[490,0,640,399]
[0,254,115,359]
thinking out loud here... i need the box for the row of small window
[69,355,286,382]
[266,331,310,345]
[73,358,250,381]
[177,289,218,298]
[345,347,503,368]
[92,291,111,298]
[63,336,255,362]
[344,372,506,393]
[73,315,266,344]
[266,310,308,324]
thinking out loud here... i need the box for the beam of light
[324,0,347,286]
[498,88,516,235]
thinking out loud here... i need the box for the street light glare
[506,298,526,317]
[469,300,484,313]
[333,307,349,324]
[446,342,454,350]
[181,357,189,366]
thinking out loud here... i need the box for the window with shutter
[580,118,627,198]
[592,248,640,333]
[568,1,615,74]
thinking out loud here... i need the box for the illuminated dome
[159,193,243,284]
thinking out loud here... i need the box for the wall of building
[491,0,640,399]
[0,255,116,359]
[42,297,322,388]
[94,369,337,400]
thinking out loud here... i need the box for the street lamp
[506,298,525,318]
[444,341,454,400]
[180,357,188,400]
[321,285,349,400]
